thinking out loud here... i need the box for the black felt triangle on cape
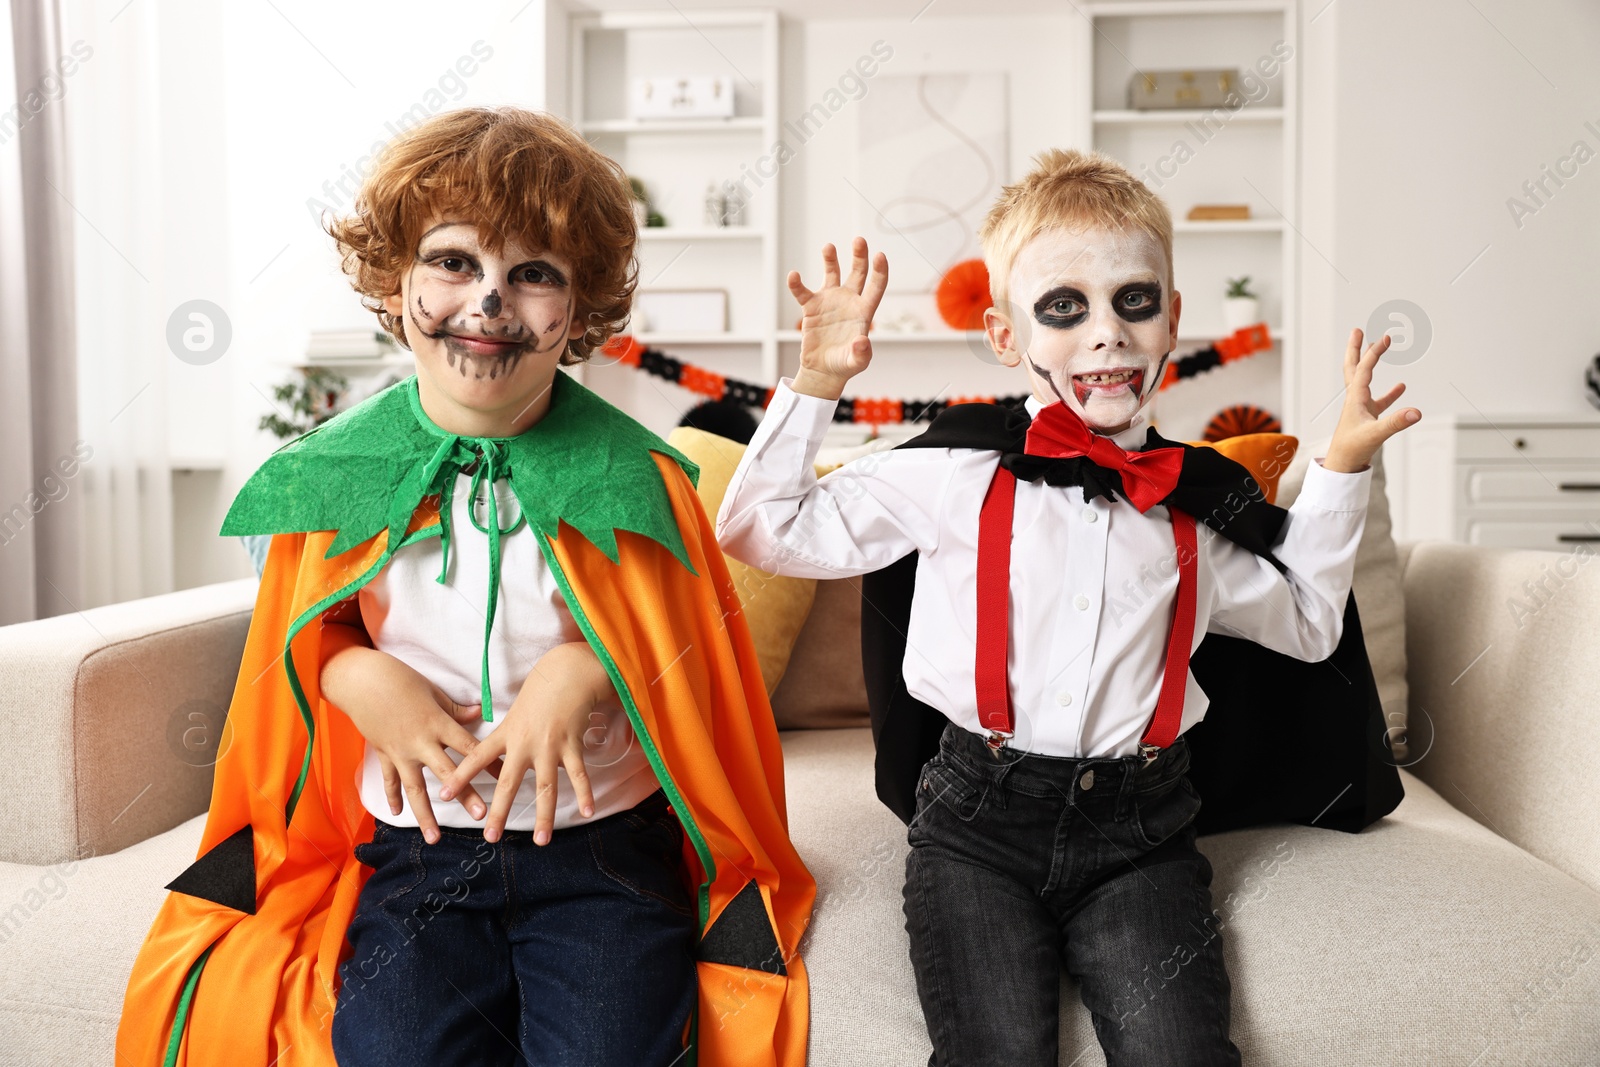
[859,400,1404,836]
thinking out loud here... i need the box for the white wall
[168,0,557,583]
[1297,0,1600,534]
[780,14,1086,407]
[161,0,1600,579]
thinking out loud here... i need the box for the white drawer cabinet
[1403,416,1600,551]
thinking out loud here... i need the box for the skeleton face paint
[400,221,578,385]
[999,225,1177,435]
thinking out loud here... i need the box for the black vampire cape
[859,401,1404,836]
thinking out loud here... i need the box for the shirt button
[1083,508,1098,523]
[1079,769,1095,791]
[1056,691,1073,706]
[1073,594,1090,611]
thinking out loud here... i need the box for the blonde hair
[978,147,1173,313]
[323,107,637,364]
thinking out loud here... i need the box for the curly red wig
[322,106,637,364]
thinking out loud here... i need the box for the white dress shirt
[715,379,1373,759]
[356,470,659,829]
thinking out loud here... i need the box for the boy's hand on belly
[438,641,613,846]
[319,643,493,844]
[788,235,889,401]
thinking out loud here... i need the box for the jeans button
[1079,769,1095,791]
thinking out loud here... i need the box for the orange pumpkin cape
[116,372,815,1066]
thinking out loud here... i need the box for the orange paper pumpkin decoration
[936,259,991,330]
[1204,403,1282,442]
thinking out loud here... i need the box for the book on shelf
[305,328,395,361]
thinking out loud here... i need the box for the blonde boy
[717,148,1417,1065]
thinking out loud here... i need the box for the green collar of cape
[221,372,699,724]
[222,370,698,570]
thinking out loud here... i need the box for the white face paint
[383,219,584,432]
[989,225,1180,435]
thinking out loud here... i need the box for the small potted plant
[258,368,349,442]
[1223,276,1259,332]
[628,176,666,229]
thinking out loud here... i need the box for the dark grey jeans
[903,722,1242,1067]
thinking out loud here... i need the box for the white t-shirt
[355,469,659,829]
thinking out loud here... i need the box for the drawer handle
[1557,534,1600,542]
[1558,482,1600,492]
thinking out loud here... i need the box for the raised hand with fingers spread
[1322,327,1423,474]
[789,235,889,401]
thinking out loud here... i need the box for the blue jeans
[903,724,1242,1067]
[331,789,696,1067]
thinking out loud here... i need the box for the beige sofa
[3,532,1599,1064]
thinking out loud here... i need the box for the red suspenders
[974,464,1199,761]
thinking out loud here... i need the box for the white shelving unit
[568,8,782,409]
[562,4,1298,440]
[1081,0,1299,440]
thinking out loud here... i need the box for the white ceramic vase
[1222,296,1259,332]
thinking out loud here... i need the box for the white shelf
[583,9,770,30]
[774,330,985,345]
[282,354,412,371]
[170,455,225,472]
[572,9,781,385]
[1176,324,1282,342]
[1087,1,1289,16]
[1172,219,1284,233]
[638,227,764,242]
[1093,107,1284,125]
[580,117,765,135]
[632,332,765,346]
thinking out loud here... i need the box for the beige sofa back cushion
[1277,439,1409,746]
[0,579,256,865]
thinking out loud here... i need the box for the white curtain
[61,0,172,609]
[0,0,86,623]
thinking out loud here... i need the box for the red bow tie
[1024,401,1184,512]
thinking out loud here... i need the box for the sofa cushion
[1277,437,1409,749]
[667,427,819,697]
[780,727,1600,1066]
[15,730,1600,1065]
[0,814,206,1065]
[0,579,255,867]
[1402,540,1600,895]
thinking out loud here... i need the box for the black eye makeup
[1030,281,1164,330]
[1033,286,1089,330]
[424,251,484,280]
[1113,281,1163,323]
[513,260,568,288]
[420,247,568,291]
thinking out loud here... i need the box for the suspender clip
[984,730,1013,757]
[1137,741,1163,764]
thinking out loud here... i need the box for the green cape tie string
[419,434,526,722]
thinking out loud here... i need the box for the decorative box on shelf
[629,76,736,120]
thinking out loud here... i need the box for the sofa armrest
[0,579,257,865]
[1399,539,1600,893]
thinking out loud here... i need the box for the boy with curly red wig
[117,107,813,1067]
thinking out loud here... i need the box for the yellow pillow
[667,427,820,696]
[1186,432,1298,506]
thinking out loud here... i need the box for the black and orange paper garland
[600,323,1273,427]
